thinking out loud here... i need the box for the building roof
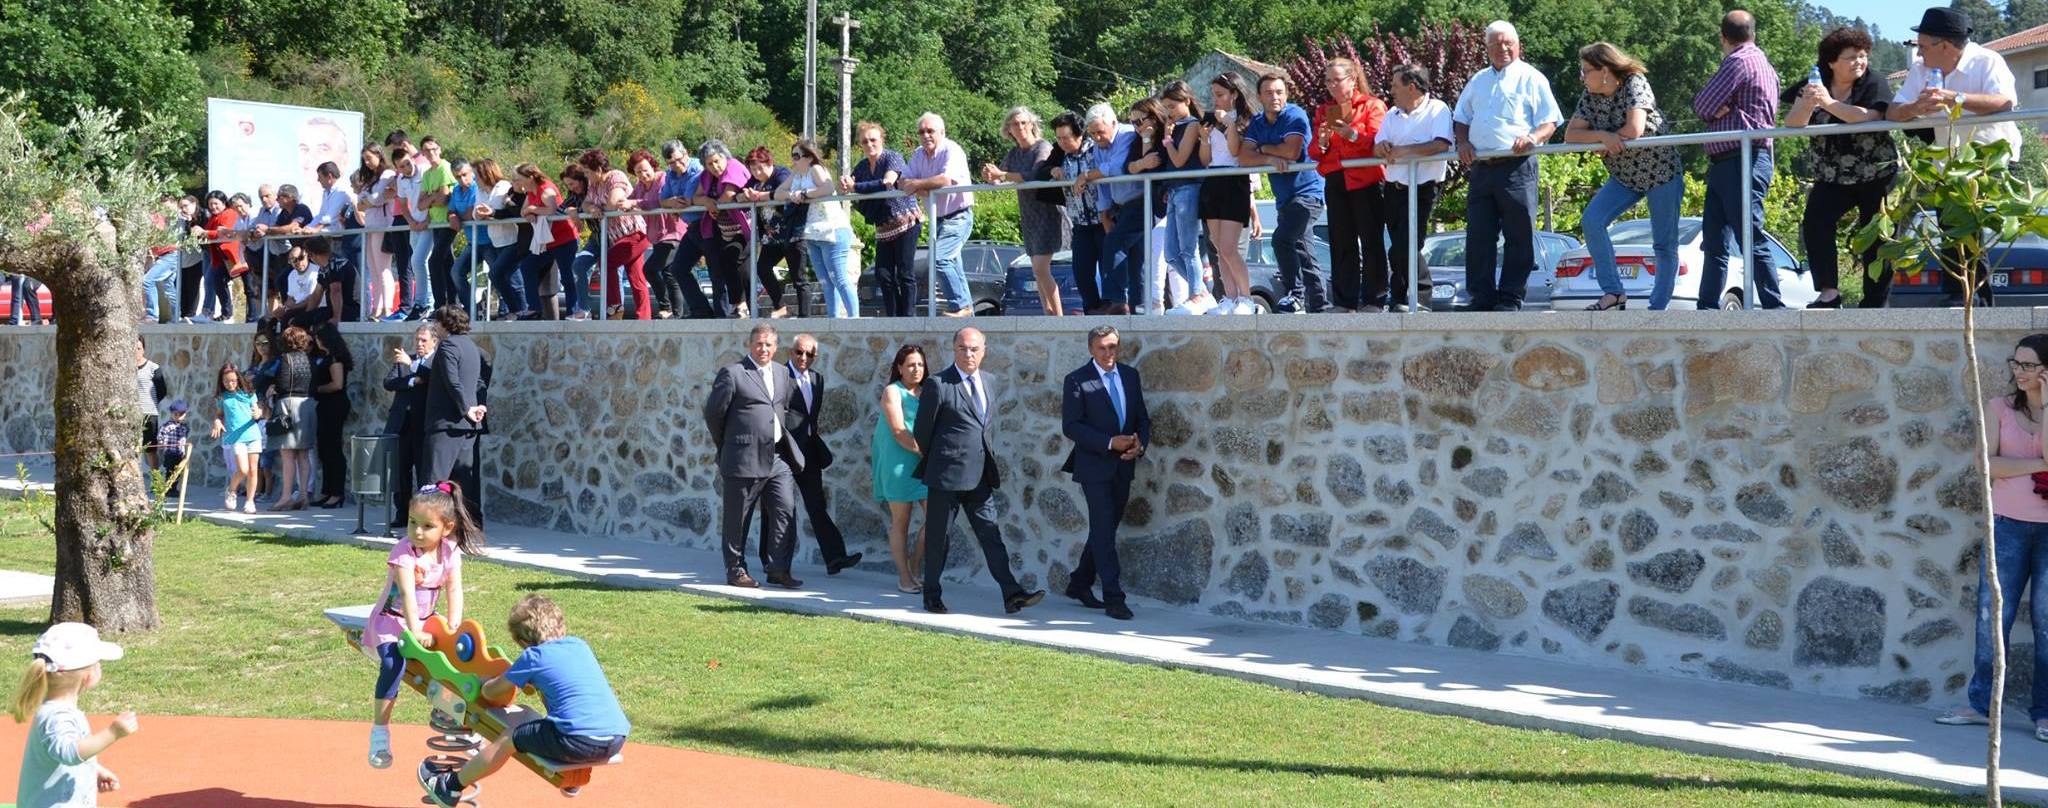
[1988,21,2048,55]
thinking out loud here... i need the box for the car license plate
[1431,285,1456,300]
[1022,281,1038,292]
[1992,272,2011,288]
[1617,265,1638,279]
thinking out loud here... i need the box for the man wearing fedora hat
[1889,5,2019,306]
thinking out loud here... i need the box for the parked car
[583,240,1015,317]
[1421,230,1583,310]
[1010,230,1334,315]
[1547,218,1817,310]
[1886,230,2048,308]
[0,278,53,323]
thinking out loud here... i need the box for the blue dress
[871,382,928,503]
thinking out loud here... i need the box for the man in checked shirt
[1692,10,1784,310]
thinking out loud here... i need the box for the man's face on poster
[299,119,349,182]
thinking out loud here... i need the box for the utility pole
[802,0,819,141]
[831,13,861,176]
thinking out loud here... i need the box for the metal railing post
[925,193,939,317]
[598,214,609,321]
[746,202,760,317]
[1142,176,1157,314]
[1407,168,1420,312]
[359,230,371,322]
[1740,136,1755,311]
[468,224,479,323]
[259,243,270,324]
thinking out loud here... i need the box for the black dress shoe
[827,553,863,575]
[727,571,760,588]
[1105,602,1134,620]
[923,598,949,614]
[766,571,804,589]
[1004,589,1046,614]
[1064,586,1105,609]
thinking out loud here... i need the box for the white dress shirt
[1892,42,2021,155]
[1381,98,1455,186]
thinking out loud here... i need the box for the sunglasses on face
[792,349,817,358]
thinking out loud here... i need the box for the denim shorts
[512,717,625,764]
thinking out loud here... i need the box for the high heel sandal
[1586,294,1628,311]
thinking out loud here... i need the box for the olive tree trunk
[3,226,158,632]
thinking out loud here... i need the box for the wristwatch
[1955,91,1969,108]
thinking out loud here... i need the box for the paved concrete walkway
[10,469,2048,804]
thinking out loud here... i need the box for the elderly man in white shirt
[1376,65,1455,312]
[1451,20,1561,312]
[309,161,359,260]
[1888,6,2018,305]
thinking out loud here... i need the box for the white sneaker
[191,314,213,324]
[225,492,238,510]
[369,725,392,769]
[1182,296,1218,315]
[1206,298,1235,315]
[1232,298,1259,315]
[242,501,256,515]
[1165,303,1198,316]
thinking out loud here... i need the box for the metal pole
[468,222,478,323]
[1141,176,1156,314]
[599,214,609,321]
[747,202,760,317]
[1739,136,1754,311]
[926,192,939,317]
[260,243,270,324]
[833,15,861,177]
[803,0,818,142]
[360,229,372,322]
[1407,170,1420,312]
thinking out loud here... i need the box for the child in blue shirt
[420,594,629,806]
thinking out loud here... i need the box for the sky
[1861,2,1925,41]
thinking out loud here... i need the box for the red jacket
[198,209,244,269]
[1309,91,1388,190]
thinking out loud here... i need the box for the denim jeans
[8,274,43,324]
[520,242,577,316]
[201,256,232,321]
[485,242,534,315]
[428,228,461,314]
[1273,195,1327,312]
[1582,173,1686,307]
[407,228,436,313]
[1698,149,1782,309]
[566,234,597,316]
[1102,199,1149,307]
[931,208,974,314]
[808,227,858,318]
[1162,184,1202,301]
[1970,516,2048,721]
[142,253,182,322]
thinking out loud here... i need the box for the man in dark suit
[383,325,437,528]
[702,324,806,589]
[784,334,863,575]
[1061,325,1150,620]
[911,327,1045,615]
[421,306,489,520]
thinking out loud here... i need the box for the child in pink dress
[366,480,485,769]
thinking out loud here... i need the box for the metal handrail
[171,105,2048,322]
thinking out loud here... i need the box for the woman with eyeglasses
[741,146,806,318]
[842,122,921,316]
[982,106,1068,316]
[1939,333,2048,736]
[777,140,858,317]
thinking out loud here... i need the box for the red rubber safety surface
[0,715,1000,807]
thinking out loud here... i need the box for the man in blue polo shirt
[1239,72,1326,313]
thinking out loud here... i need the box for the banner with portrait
[206,98,364,204]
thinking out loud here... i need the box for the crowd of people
[81,6,2015,329]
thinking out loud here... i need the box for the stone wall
[0,310,2034,704]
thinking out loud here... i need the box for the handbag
[264,391,295,436]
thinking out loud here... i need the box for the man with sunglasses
[784,335,862,575]
[900,113,976,317]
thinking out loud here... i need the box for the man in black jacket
[703,323,806,589]
[422,306,488,520]
[783,334,862,575]
[383,324,437,526]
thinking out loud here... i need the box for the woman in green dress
[871,344,930,593]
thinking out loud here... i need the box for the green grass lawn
[0,501,1972,807]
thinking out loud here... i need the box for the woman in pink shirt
[1939,334,2048,737]
[580,149,652,320]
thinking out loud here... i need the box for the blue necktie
[1105,369,1125,429]
[965,374,986,421]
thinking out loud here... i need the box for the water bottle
[1807,65,1822,86]
[1929,67,1945,91]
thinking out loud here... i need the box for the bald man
[911,327,1044,615]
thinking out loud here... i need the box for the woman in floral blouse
[1563,42,1686,311]
[1784,27,1899,308]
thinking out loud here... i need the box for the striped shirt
[1693,43,1781,157]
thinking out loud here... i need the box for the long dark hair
[313,323,354,370]
[2009,334,2048,416]
[1159,80,1204,120]
[887,344,927,387]
[409,480,485,555]
[216,363,245,396]
[1211,72,1255,122]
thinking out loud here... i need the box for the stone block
[1627,549,1706,594]
[1795,577,1886,668]
[1363,555,1446,615]
[1543,580,1620,643]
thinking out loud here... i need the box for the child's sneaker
[418,765,464,807]
[368,725,392,769]
[561,786,582,797]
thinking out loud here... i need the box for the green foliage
[0,0,201,165]
[0,95,178,277]
[1852,106,2048,289]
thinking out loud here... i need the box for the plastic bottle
[1929,67,1945,91]
[1807,65,1822,86]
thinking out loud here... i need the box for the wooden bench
[323,605,624,789]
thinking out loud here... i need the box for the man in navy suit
[1061,325,1150,620]
[912,327,1045,615]
[382,324,437,528]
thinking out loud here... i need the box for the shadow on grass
[0,616,45,637]
[221,529,354,552]
[512,579,632,594]
[661,723,1970,806]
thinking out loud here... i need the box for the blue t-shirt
[220,391,260,444]
[503,637,631,738]
[1242,104,1325,204]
